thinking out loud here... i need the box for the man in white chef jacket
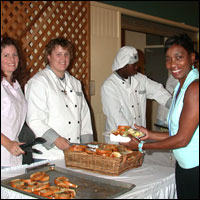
[101,46,172,138]
[25,38,93,161]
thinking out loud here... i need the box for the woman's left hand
[1,134,25,156]
[119,134,140,150]
[8,141,25,156]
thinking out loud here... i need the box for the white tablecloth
[1,150,177,199]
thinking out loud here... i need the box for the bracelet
[138,141,144,153]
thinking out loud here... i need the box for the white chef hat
[112,46,138,71]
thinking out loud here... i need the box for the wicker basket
[63,143,143,176]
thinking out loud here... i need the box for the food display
[64,142,143,176]
[112,125,145,138]
[1,164,136,199]
[117,126,131,134]
[69,143,124,158]
[110,126,146,143]
[69,145,87,152]
[10,172,77,199]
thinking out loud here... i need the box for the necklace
[58,77,67,95]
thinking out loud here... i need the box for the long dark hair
[1,36,29,89]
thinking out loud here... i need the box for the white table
[1,150,177,199]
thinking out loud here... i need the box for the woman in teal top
[121,34,199,199]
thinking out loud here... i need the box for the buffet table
[1,150,177,199]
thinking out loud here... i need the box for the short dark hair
[45,38,74,65]
[164,34,194,54]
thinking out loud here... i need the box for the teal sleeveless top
[168,68,199,169]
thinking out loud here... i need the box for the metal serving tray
[1,164,135,199]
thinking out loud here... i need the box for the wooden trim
[121,28,125,46]
[91,1,199,32]
[87,1,91,102]
[121,15,198,42]
[91,1,199,50]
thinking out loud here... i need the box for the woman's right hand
[54,137,70,150]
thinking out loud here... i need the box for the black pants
[176,162,199,199]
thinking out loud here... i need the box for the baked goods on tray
[10,172,77,199]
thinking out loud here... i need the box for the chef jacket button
[70,90,73,92]
[138,115,140,118]
[135,90,137,93]
[77,137,80,140]
[78,121,80,124]
[134,117,136,120]
[68,138,71,141]
[75,105,77,107]
[68,121,71,124]
[132,105,134,108]
[66,105,68,107]
[122,82,125,84]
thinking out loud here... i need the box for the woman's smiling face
[165,44,195,84]
[1,45,19,76]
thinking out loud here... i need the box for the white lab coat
[101,72,171,132]
[25,67,93,160]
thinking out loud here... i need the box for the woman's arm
[134,124,169,141]
[1,133,25,156]
[123,81,199,150]
[145,81,199,150]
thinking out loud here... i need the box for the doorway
[144,47,168,87]
[122,29,168,129]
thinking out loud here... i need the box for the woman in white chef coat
[101,46,172,134]
[25,38,93,161]
[1,36,27,167]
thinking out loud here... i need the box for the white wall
[90,3,121,142]
[125,31,146,51]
